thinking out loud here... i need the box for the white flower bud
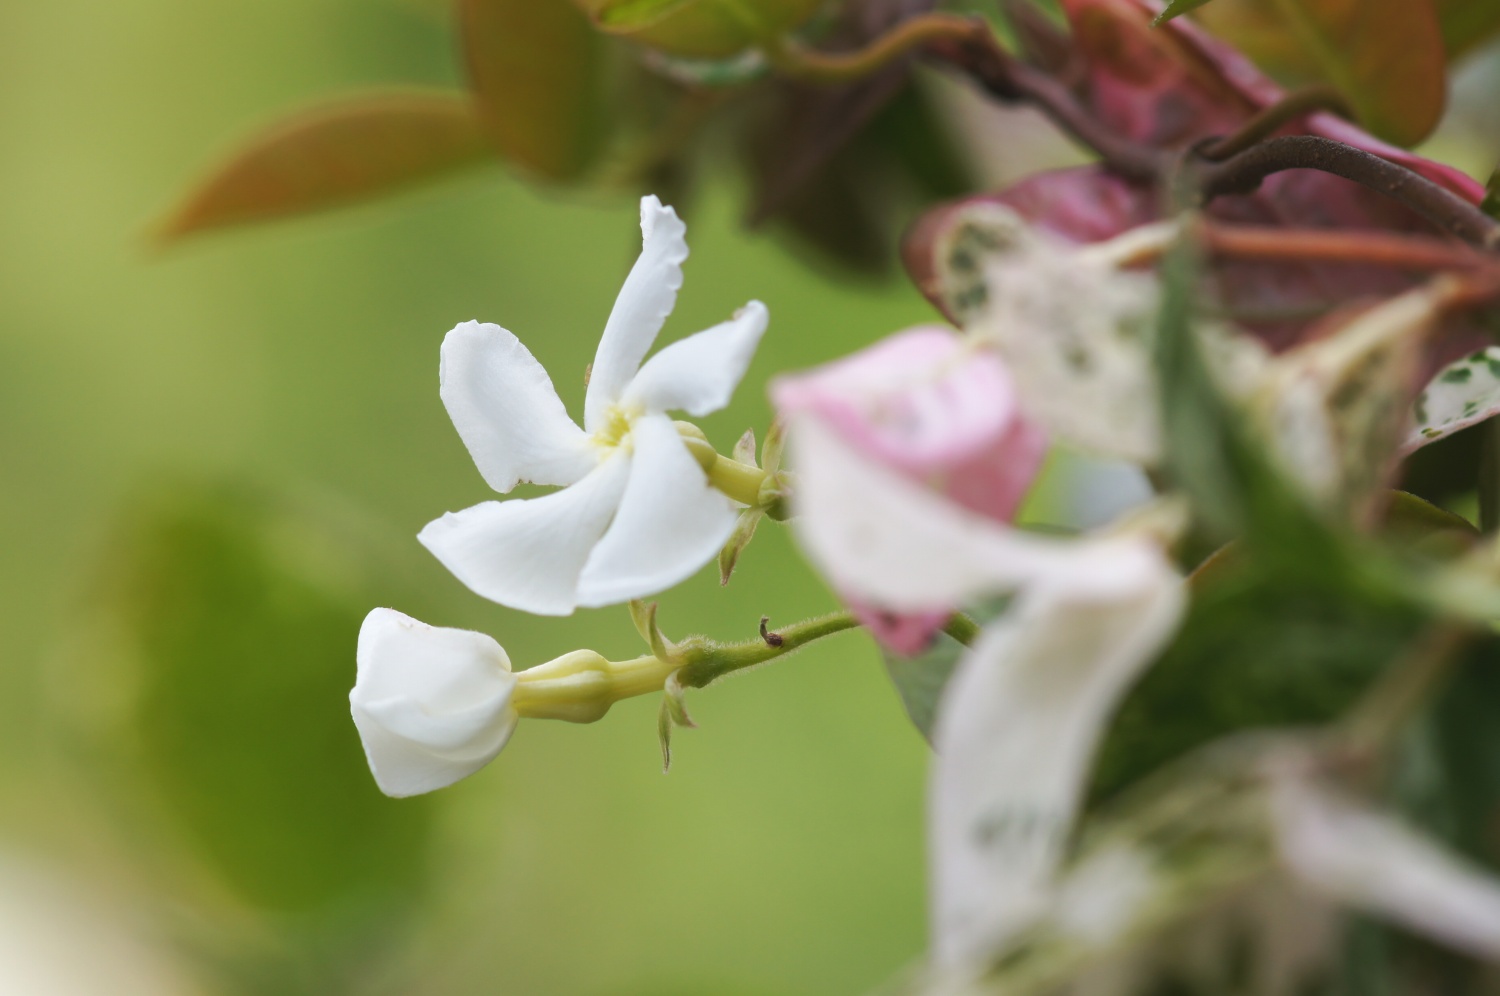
[350,608,518,798]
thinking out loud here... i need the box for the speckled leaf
[1407,346,1500,452]
[157,91,491,241]
[462,0,606,179]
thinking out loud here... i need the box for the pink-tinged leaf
[157,91,491,243]
[462,0,606,180]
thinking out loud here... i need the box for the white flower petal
[786,413,1161,612]
[418,454,632,616]
[576,413,737,606]
[350,608,519,798]
[622,300,768,417]
[1273,773,1500,960]
[584,196,689,431]
[438,321,595,492]
[930,561,1185,967]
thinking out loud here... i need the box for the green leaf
[1152,0,1218,26]
[1153,234,1334,561]
[881,633,965,744]
[1092,551,1429,804]
[1435,0,1500,56]
[99,482,433,916]
[1482,166,1500,220]
[461,0,608,179]
[156,90,491,242]
[1264,0,1446,146]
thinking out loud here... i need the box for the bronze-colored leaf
[462,0,608,179]
[156,90,491,243]
[1434,0,1500,57]
[1194,0,1446,147]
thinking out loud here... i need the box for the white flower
[781,410,1185,969]
[418,195,769,615]
[350,608,519,798]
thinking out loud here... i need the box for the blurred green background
[0,1,952,992]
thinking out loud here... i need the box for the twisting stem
[926,31,1165,182]
[926,40,1500,249]
[1190,136,1500,248]
[678,611,862,689]
[766,13,987,84]
[1197,85,1352,161]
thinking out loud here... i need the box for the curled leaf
[156,90,491,242]
[717,508,763,585]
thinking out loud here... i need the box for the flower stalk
[510,611,865,725]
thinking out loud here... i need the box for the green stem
[678,611,862,689]
[765,13,986,85]
[708,455,769,507]
[942,612,981,646]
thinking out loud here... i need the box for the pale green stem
[678,611,861,689]
[942,612,982,646]
[512,612,863,722]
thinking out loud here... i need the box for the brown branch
[926,32,1165,183]
[1197,85,1352,161]
[1191,136,1500,249]
[923,35,1500,251]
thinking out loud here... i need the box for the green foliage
[155,91,492,243]
[1091,554,1428,803]
[881,635,965,744]
[1152,0,1218,27]
[1434,0,1500,56]
[107,482,433,917]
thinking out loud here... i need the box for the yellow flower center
[591,404,639,452]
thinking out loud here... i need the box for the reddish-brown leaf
[462,0,606,180]
[156,90,491,243]
[1189,0,1447,146]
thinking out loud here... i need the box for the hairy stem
[678,611,862,689]
[927,31,1164,182]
